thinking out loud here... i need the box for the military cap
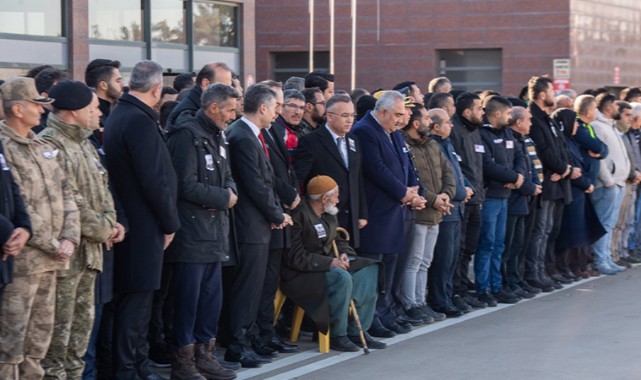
[0,77,54,104]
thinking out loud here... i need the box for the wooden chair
[273,288,330,353]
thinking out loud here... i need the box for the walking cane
[332,227,370,354]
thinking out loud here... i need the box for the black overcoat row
[294,125,367,248]
[262,121,298,250]
[225,118,284,245]
[104,93,180,294]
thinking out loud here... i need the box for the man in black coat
[223,84,292,368]
[294,94,368,248]
[525,76,575,290]
[103,60,181,380]
[449,92,489,310]
[165,83,239,380]
[250,88,301,356]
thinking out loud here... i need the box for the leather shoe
[268,336,298,353]
[252,343,278,357]
[224,349,272,368]
[525,279,553,293]
[433,305,463,318]
[549,272,572,284]
[451,295,472,313]
[383,320,411,334]
[330,336,359,352]
[368,323,396,338]
[349,332,387,349]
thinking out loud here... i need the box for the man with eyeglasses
[294,94,368,249]
[299,87,326,135]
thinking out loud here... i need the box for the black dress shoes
[348,332,387,349]
[268,336,299,353]
[368,323,396,338]
[224,349,272,368]
[433,305,464,318]
[252,343,278,357]
[549,272,572,284]
[330,336,360,352]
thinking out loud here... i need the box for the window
[437,49,503,92]
[152,0,186,44]
[89,0,143,41]
[272,52,330,83]
[193,1,238,47]
[0,1,62,37]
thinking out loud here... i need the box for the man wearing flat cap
[0,77,80,379]
[280,175,385,352]
[38,80,119,380]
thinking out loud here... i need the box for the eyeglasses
[327,111,355,119]
[310,101,326,107]
[284,103,306,112]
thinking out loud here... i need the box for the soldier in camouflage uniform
[0,77,81,380]
[38,81,118,380]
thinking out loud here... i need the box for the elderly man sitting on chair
[280,175,386,352]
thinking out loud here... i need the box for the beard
[106,84,122,101]
[544,97,555,108]
[417,125,430,138]
[323,202,339,215]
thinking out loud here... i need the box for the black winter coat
[450,113,485,204]
[165,110,237,263]
[166,85,202,130]
[0,140,32,285]
[104,94,180,293]
[479,125,526,199]
[528,102,572,203]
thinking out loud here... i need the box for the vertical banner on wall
[553,58,571,92]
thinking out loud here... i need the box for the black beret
[49,80,93,111]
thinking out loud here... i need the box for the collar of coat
[45,112,93,143]
[453,112,482,132]
[0,120,44,146]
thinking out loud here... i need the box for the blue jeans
[629,189,641,251]
[592,186,625,266]
[475,198,508,294]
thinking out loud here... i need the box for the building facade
[0,0,255,82]
[255,0,641,95]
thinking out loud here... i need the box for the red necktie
[258,132,270,159]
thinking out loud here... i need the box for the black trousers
[428,220,460,309]
[454,203,482,295]
[502,214,526,289]
[227,242,269,355]
[149,264,174,346]
[525,199,562,280]
[252,248,283,344]
[113,291,155,379]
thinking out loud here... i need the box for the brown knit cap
[307,175,338,195]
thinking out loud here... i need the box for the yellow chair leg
[273,288,287,325]
[319,330,330,353]
[290,306,305,342]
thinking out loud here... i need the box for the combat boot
[195,339,237,380]
[171,344,206,380]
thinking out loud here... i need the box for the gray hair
[508,106,528,126]
[129,60,163,92]
[201,83,240,109]
[308,187,337,201]
[428,76,451,93]
[283,89,304,103]
[283,77,305,91]
[2,100,20,118]
[574,94,596,116]
[374,90,404,112]
[631,102,641,119]
[326,94,352,112]
[243,83,277,114]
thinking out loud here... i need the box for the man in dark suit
[224,84,292,368]
[294,93,368,248]
[103,60,180,380]
[351,91,426,338]
[249,88,301,356]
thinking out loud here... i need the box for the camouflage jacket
[40,114,116,274]
[0,121,80,276]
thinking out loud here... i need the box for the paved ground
[155,266,641,380]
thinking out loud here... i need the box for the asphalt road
[155,266,641,380]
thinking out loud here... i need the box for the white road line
[239,270,628,380]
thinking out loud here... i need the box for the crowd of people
[0,58,639,380]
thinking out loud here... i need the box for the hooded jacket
[592,110,630,188]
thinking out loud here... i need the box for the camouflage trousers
[43,268,97,380]
[0,271,57,380]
